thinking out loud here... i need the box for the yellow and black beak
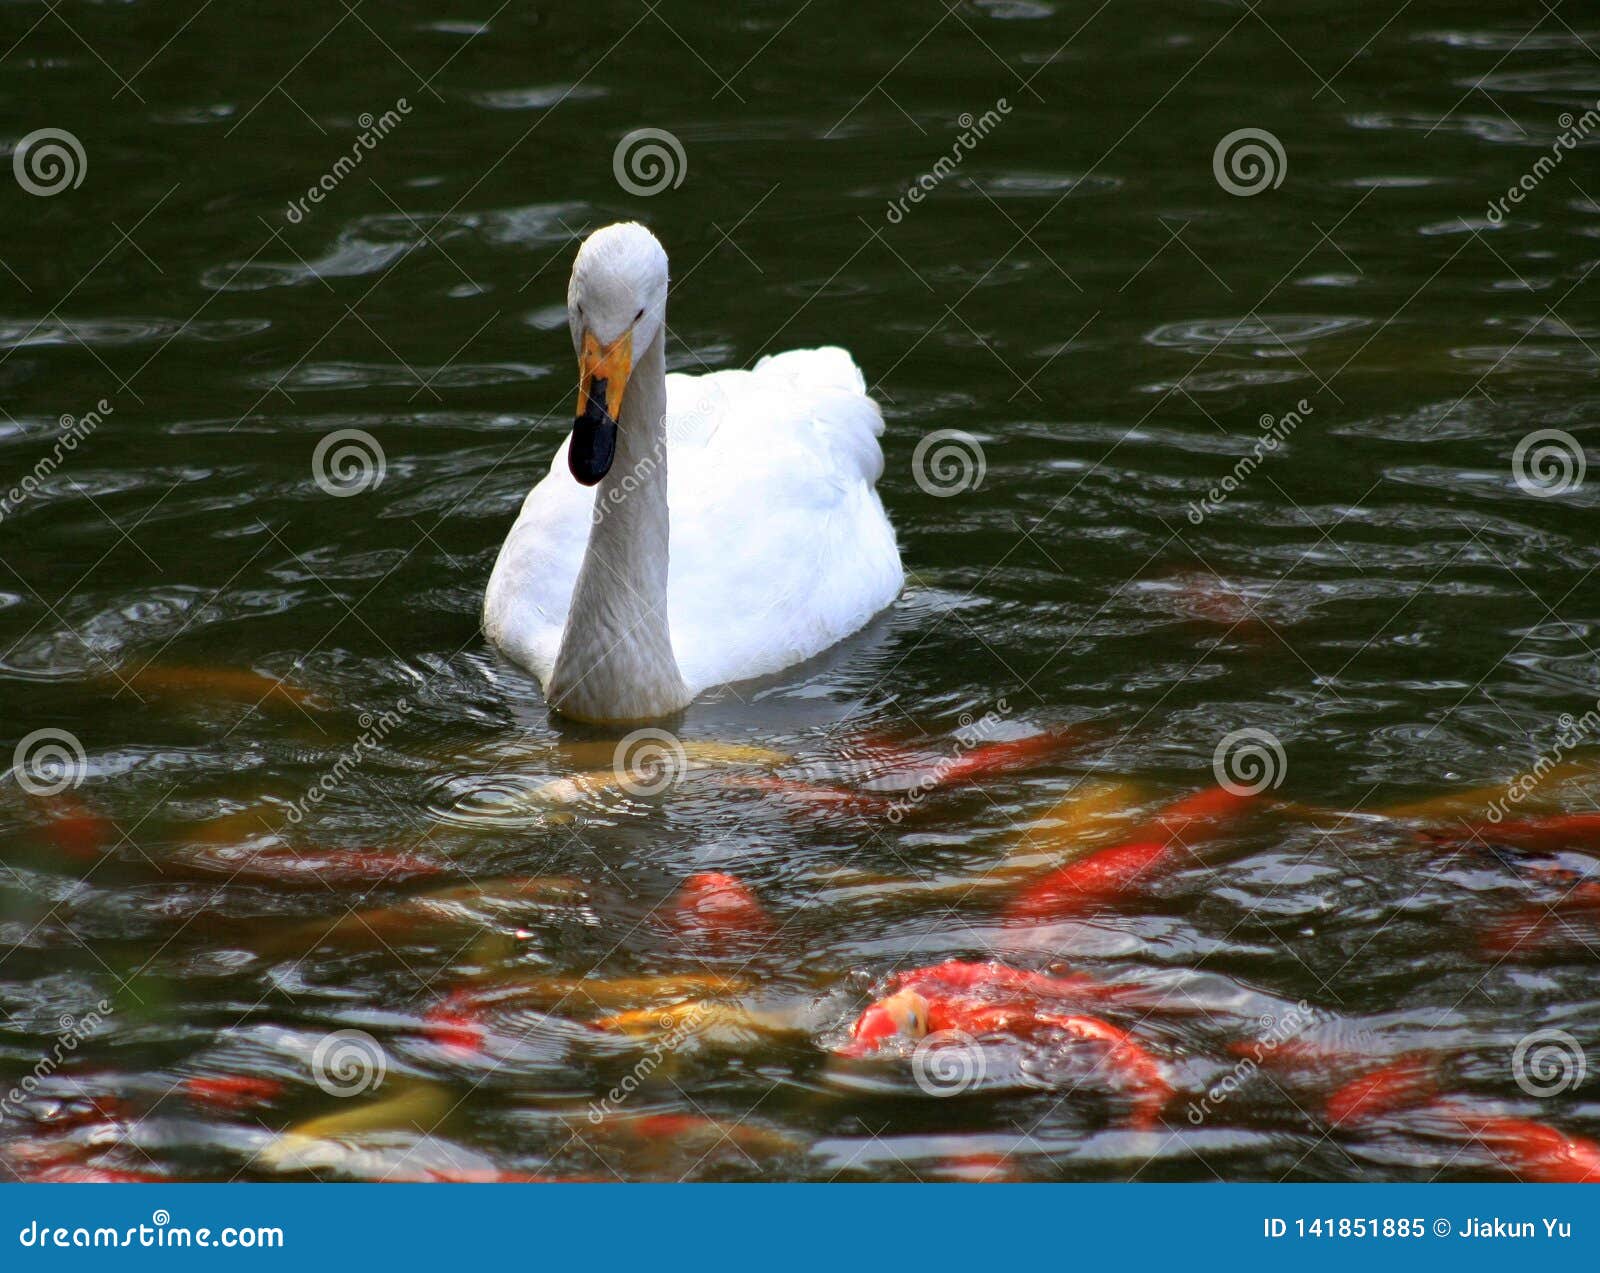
[569,329,633,486]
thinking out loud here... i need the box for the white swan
[483,222,903,723]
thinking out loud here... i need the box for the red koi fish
[840,968,1172,1129]
[1148,786,1257,843]
[37,796,115,863]
[1006,786,1257,923]
[1480,884,1600,958]
[1325,1055,1437,1127]
[952,1004,1173,1130]
[930,729,1090,786]
[1007,840,1171,922]
[884,959,1142,1007]
[667,872,771,946]
[182,1075,285,1111]
[1434,1102,1600,1183]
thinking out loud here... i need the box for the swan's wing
[664,346,903,691]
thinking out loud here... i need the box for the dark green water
[2,1,1599,1181]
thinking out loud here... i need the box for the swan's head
[565,222,669,485]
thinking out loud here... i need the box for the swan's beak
[570,329,632,486]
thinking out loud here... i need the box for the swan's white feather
[483,344,903,695]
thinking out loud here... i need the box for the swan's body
[483,223,902,722]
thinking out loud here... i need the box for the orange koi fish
[1433,1101,1600,1183]
[1325,1055,1437,1127]
[118,663,322,712]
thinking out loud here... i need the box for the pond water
[2,0,1599,1181]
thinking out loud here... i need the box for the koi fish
[28,1165,167,1183]
[182,1075,285,1111]
[260,1083,450,1173]
[528,742,790,805]
[177,844,446,887]
[839,964,1172,1128]
[713,773,894,815]
[590,999,780,1039]
[850,726,1091,796]
[1325,1055,1437,1127]
[35,795,114,863]
[423,990,485,1053]
[116,663,323,712]
[883,959,1144,1007]
[616,1113,797,1156]
[666,872,771,946]
[1007,840,1171,922]
[1433,1101,1600,1183]
[998,779,1151,879]
[1148,785,1258,842]
[1427,813,1600,853]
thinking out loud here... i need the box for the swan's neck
[547,329,689,721]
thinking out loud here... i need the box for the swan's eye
[633,307,645,324]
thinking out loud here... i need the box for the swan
[483,222,904,723]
